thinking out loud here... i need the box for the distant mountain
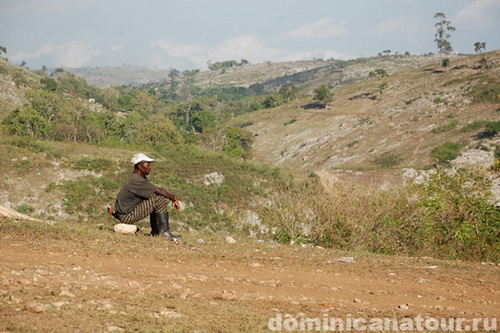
[68,66,172,88]
[66,55,442,92]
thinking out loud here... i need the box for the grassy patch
[372,153,402,168]
[431,120,459,134]
[74,157,114,172]
[430,142,465,165]
[461,120,488,132]
[467,77,500,103]
[16,204,34,214]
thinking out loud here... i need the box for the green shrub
[222,127,253,159]
[313,85,332,106]
[16,204,34,214]
[484,121,500,136]
[40,77,57,91]
[430,142,464,164]
[192,109,216,133]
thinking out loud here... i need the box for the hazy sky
[1,0,499,70]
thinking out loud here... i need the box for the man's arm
[155,188,177,201]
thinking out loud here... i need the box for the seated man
[114,153,181,240]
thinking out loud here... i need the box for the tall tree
[434,13,456,55]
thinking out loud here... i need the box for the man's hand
[172,199,181,213]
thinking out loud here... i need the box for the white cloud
[11,44,57,62]
[283,18,348,39]
[453,0,500,27]
[11,40,101,67]
[59,40,101,67]
[111,44,125,53]
[151,35,355,69]
[152,35,285,69]
[152,39,204,58]
[210,35,284,62]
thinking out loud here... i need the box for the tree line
[1,65,303,159]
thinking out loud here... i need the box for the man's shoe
[150,213,159,236]
[155,212,181,240]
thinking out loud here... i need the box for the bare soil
[1,217,498,332]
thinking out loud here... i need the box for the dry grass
[259,168,499,261]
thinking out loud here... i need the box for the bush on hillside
[222,127,254,159]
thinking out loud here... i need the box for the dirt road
[0,219,498,332]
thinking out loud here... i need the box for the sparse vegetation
[431,120,459,133]
[373,153,402,168]
[236,121,254,128]
[467,77,500,103]
[283,118,297,126]
[74,157,114,172]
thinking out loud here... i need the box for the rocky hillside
[232,51,499,201]
[0,58,41,120]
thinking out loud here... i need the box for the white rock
[113,224,138,234]
[225,236,237,244]
[24,302,50,313]
[203,172,225,185]
[328,257,356,264]
[452,149,494,169]
[52,301,69,308]
[160,310,184,318]
[59,289,76,297]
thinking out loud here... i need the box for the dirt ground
[0,217,498,333]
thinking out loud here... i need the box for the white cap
[131,153,154,165]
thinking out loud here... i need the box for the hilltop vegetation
[0,51,499,261]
